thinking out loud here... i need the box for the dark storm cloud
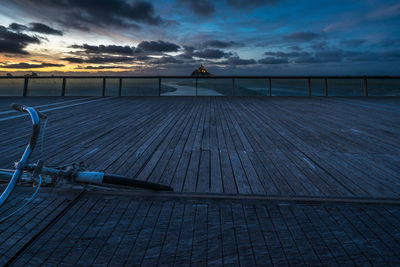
[227,0,279,9]
[193,49,232,59]
[29,23,63,35]
[78,65,132,69]
[177,0,215,17]
[219,56,256,65]
[314,50,344,62]
[9,23,29,32]
[61,57,85,63]
[17,0,163,29]
[85,56,135,64]
[148,56,184,64]
[62,55,135,64]
[294,51,343,63]
[202,40,242,48]
[284,32,322,42]
[9,22,63,35]
[177,46,196,59]
[341,39,367,48]
[258,57,288,64]
[136,40,180,53]
[2,62,64,68]
[71,44,135,55]
[0,26,40,55]
[262,49,347,64]
[264,51,300,57]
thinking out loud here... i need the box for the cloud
[0,26,40,55]
[314,50,343,62]
[61,57,85,63]
[1,62,64,68]
[219,56,256,65]
[365,3,400,20]
[324,3,400,32]
[16,0,163,29]
[258,57,288,64]
[9,22,63,36]
[289,45,301,51]
[264,51,300,57]
[136,40,180,53]
[148,56,184,64]
[29,23,63,35]
[227,0,278,9]
[77,65,132,69]
[310,41,329,51]
[71,44,135,55]
[202,40,242,48]
[284,32,322,42]
[177,0,215,17]
[193,49,232,59]
[9,23,29,32]
[85,56,135,64]
[341,39,367,48]
[62,55,136,64]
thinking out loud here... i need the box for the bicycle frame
[1,103,173,207]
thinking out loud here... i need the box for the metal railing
[0,76,399,96]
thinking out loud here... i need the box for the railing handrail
[0,75,399,97]
[1,75,400,79]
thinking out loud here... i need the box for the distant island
[190,65,213,77]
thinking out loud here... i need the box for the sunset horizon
[1,0,400,76]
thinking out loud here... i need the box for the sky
[0,0,399,75]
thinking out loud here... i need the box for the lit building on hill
[191,65,213,77]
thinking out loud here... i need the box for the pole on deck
[363,77,368,97]
[102,77,106,97]
[324,78,328,96]
[23,77,29,96]
[268,78,272,96]
[118,78,122,96]
[61,77,66,96]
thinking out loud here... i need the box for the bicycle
[0,103,173,212]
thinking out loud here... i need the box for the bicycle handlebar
[11,103,47,119]
[74,171,173,191]
[0,104,46,207]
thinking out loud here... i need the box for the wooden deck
[1,96,400,265]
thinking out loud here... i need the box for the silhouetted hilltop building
[191,65,213,77]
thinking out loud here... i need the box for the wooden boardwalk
[0,96,400,265]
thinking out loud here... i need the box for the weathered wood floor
[0,96,400,265]
[1,97,399,197]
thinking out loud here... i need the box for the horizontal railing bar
[1,76,400,79]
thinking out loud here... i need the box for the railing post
[324,78,328,96]
[363,77,368,97]
[118,78,122,96]
[158,78,161,96]
[232,78,235,96]
[61,77,66,96]
[102,77,106,97]
[307,78,311,96]
[268,78,272,96]
[23,77,29,96]
[195,78,198,96]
